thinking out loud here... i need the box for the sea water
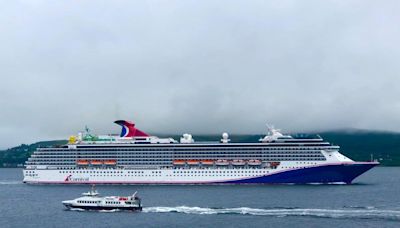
[0,168,399,227]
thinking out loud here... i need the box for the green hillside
[1,131,400,167]
[0,140,67,167]
[320,131,400,166]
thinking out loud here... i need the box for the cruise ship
[23,120,379,184]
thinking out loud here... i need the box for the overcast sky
[0,0,399,149]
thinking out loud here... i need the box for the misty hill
[0,140,67,167]
[1,131,400,167]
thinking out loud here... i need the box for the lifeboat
[104,160,117,165]
[173,160,186,165]
[90,160,103,165]
[187,160,200,165]
[248,159,262,166]
[231,159,246,166]
[201,160,214,165]
[269,161,280,167]
[215,159,230,166]
[76,160,89,165]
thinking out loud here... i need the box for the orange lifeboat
[215,159,230,166]
[91,160,103,165]
[201,160,214,165]
[173,160,186,165]
[248,159,262,166]
[187,160,200,165]
[269,161,280,167]
[77,160,89,165]
[104,160,117,165]
[231,159,246,166]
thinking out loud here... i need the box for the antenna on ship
[85,125,90,134]
[266,124,273,134]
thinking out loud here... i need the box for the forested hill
[1,131,400,167]
[0,140,67,167]
[319,131,400,166]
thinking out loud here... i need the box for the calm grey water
[0,168,399,228]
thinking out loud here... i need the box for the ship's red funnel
[114,120,150,137]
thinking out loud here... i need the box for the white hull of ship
[23,159,378,184]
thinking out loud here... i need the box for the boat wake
[68,208,86,212]
[67,208,121,213]
[0,181,22,185]
[143,206,400,221]
[99,209,120,213]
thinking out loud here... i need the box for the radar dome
[222,132,229,139]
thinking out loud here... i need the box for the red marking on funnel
[114,120,150,137]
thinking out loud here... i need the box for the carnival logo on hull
[64,174,72,181]
[64,175,89,182]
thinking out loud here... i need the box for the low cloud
[1,0,399,148]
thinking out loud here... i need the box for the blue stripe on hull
[224,163,378,184]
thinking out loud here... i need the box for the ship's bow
[338,161,379,184]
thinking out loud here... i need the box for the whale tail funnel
[114,120,150,137]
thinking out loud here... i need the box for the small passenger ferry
[62,186,142,211]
